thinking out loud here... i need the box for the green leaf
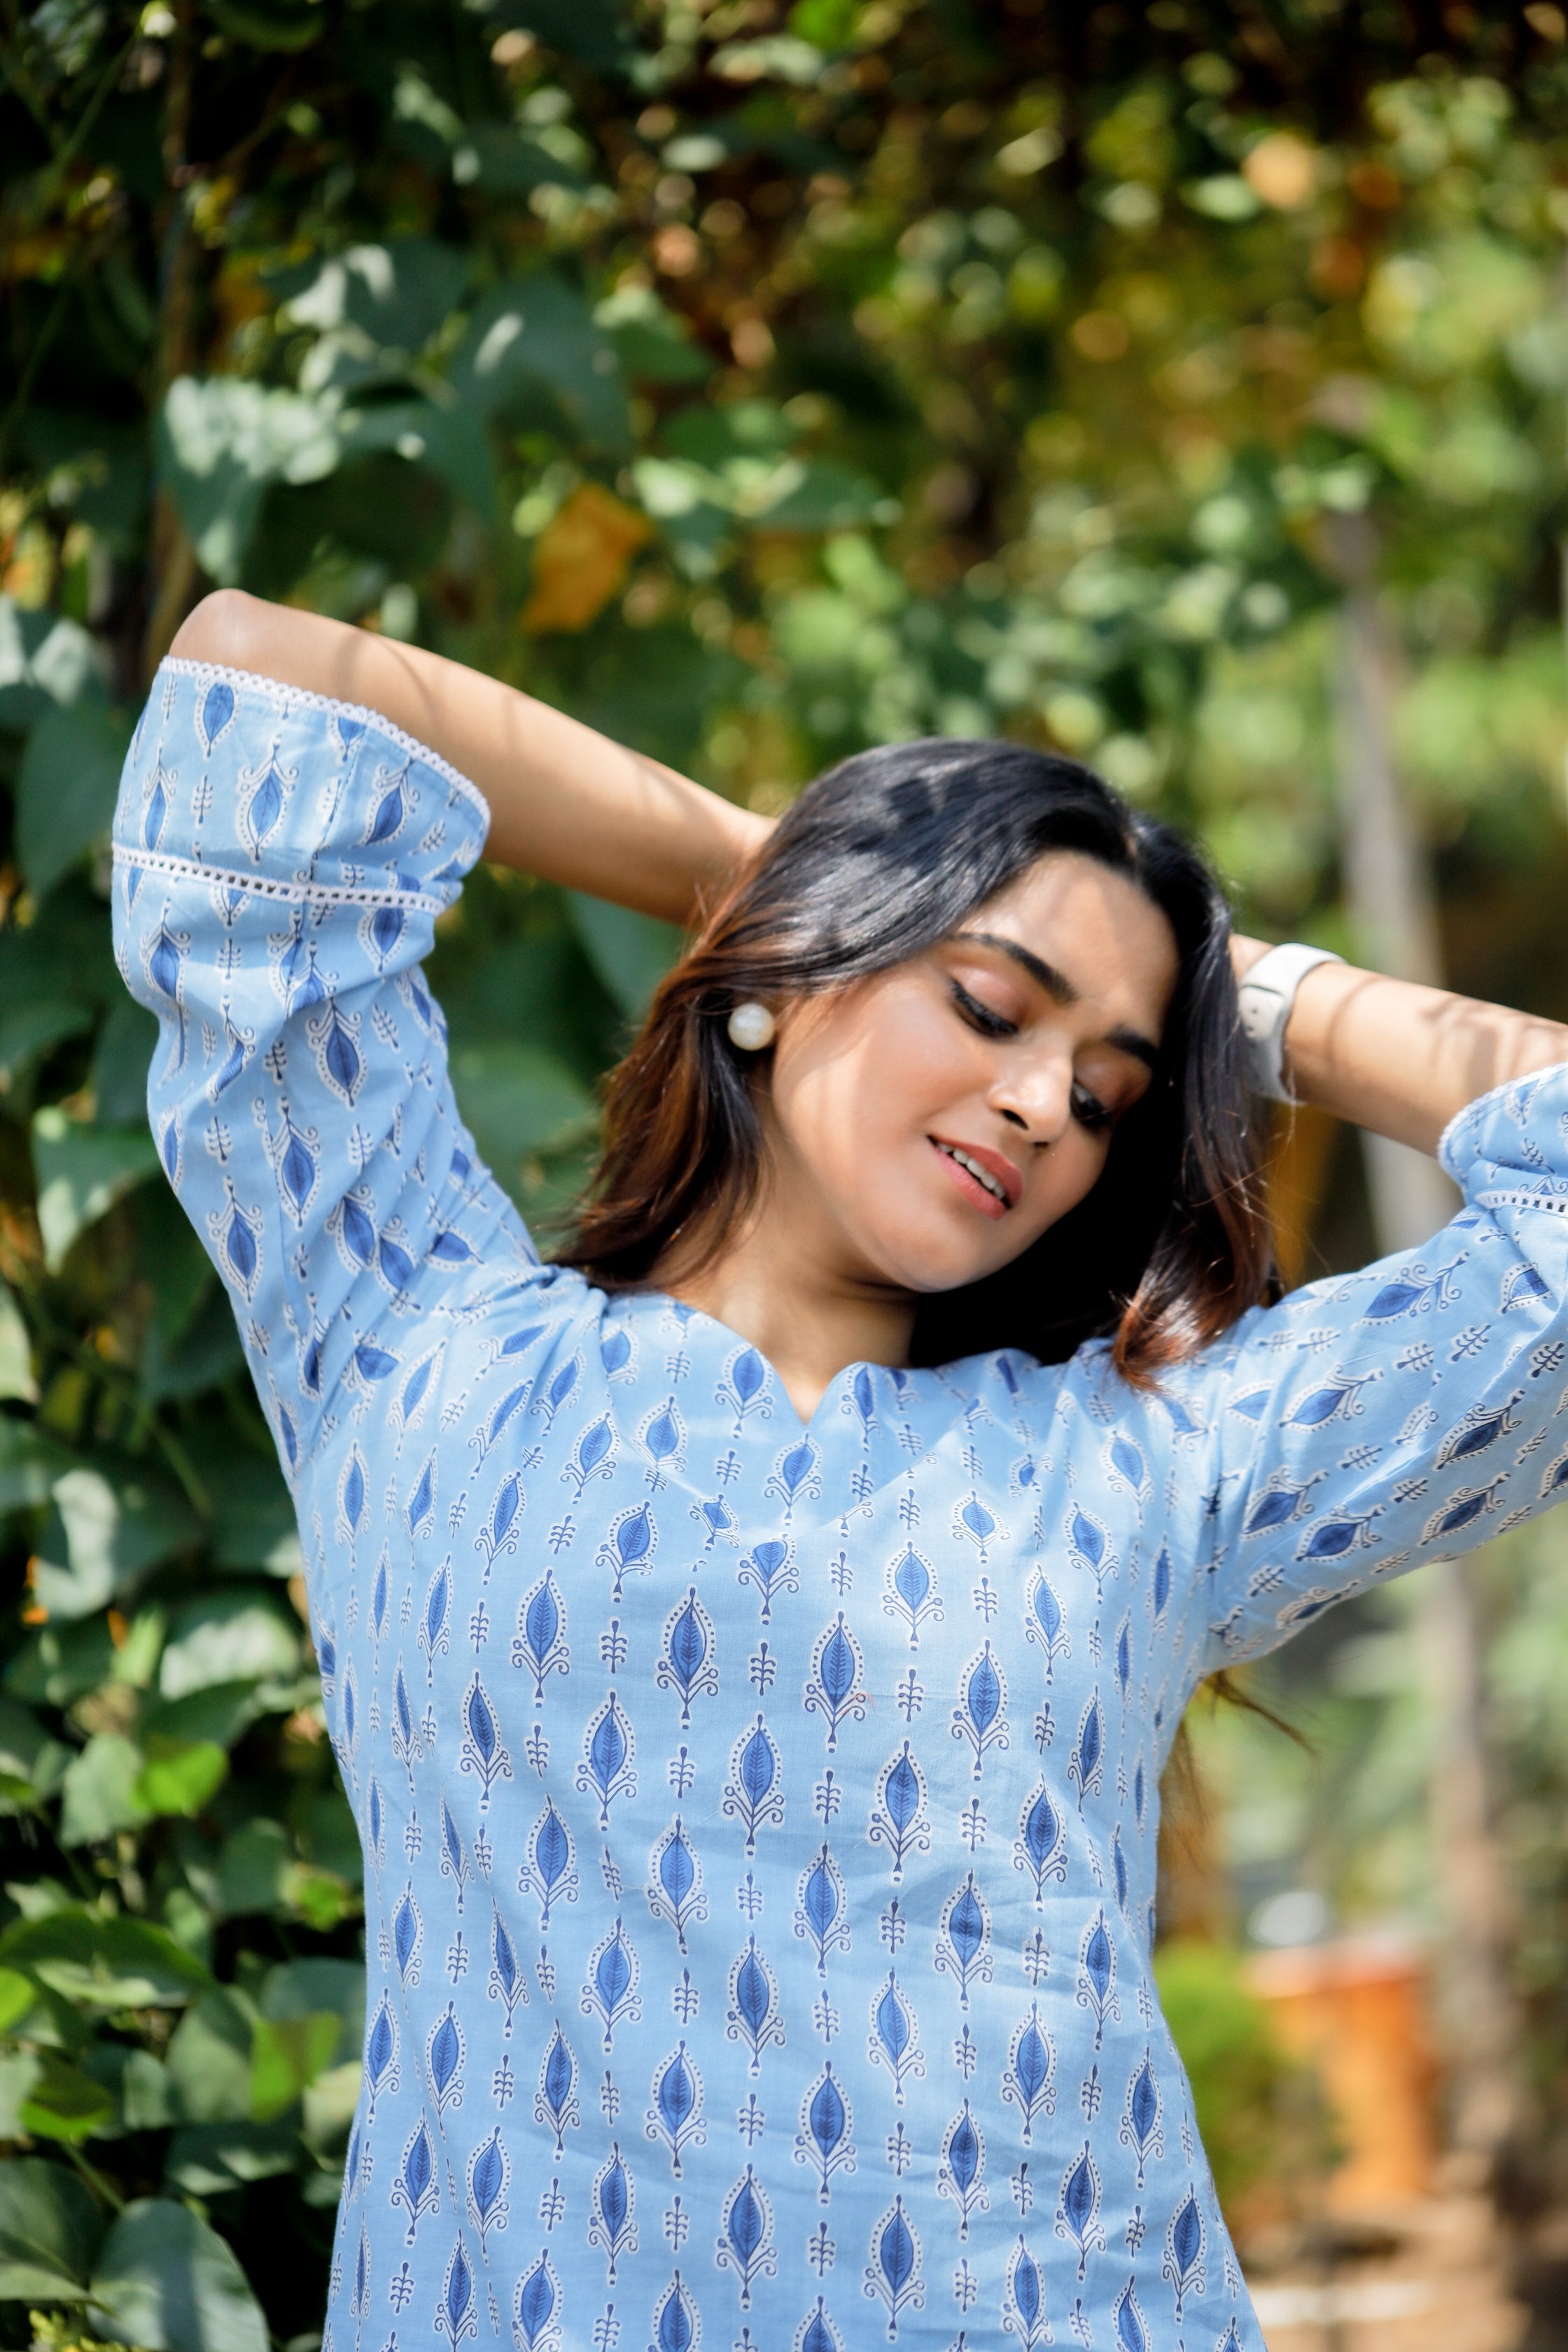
[90,2199,269,2352]
[204,0,324,46]
[487,0,634,71]
[0,996,95,1092]
[158,1591,302,1698]
[458,122,588,197]
[18,2052,118,2143]
[159,377,340,583]
[6,1614,118,1706]
[594,286,713,385]
[92,994,160,1126]
[567,894,683,1020]
[215,1819,291,1918]
[209,1452,304,1576]
[338,398,496,518]
[134,1741,229,1820]
[0,1906,211,2009]
[0,2155,106,2298]
[139,1681,265,1752]
[449,1039,596,1174]
[166,1990,255,2126]
[59,1735,152,1845]
[0,2050,42,2136]
[0,1695,70,1812]
[0,1279,37,1403]
[249,2011,342,2121]
[453,274,629,454]
[276,238,468,354]
[0,1964,37,2031]
[31,1461,200,1620]
[15,701,132,899]
[164,2119,301,2195]
[31,1110,161,1273]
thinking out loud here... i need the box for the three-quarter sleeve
[1173,1060,1568,1672]
[111,657,535,1482]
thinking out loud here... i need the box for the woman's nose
[991,1056,1072,1144]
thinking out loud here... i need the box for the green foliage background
[8,0,1568,2339]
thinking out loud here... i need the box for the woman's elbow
[169,588,266,671]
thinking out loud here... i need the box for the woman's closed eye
[951,979,1118,1133]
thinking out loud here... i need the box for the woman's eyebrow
[955,930,1161,1071]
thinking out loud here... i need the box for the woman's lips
[929,1135,1016,1219]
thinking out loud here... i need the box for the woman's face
[762,850,1182,1301]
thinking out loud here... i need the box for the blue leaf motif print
[726,1935,785,2073]
[657,1585,719,1725]
[1001,2003,1056,2142]
[598,1499,656,1601]
[600,1322,633,1376]
[722,1714,785,1852]
[936,2101,988,2239]
[1115,1614,1133,1699]
[513,2249,561,2352]
[1284,1365,1382,1427]
[1003,2237,1049,2351]
[1161,2189,1206,2320]
[427,2003,465,2119]
[1068,1504,1111,1592]
[794,1842,850,1975]
[864,2196,923,2335]
[646,1817,708,1953]
[533,1352,581,1429]
[883,1543,942,1647]
[1077,1907,1120,2050]
[796,2296,841,2352]
[197,677,234,750]
[639,1394,686,1487]
[434,2237,477,2349]
[1113,2276,1149,2352]
[1152,1541,1172,1622]
[954,1492,1000,1559]
[577,1689,637,1828]
[533,2021,580,2156]
[647,2040,706,2174]
[868,1970,923,2104]
[520,1798,578,1930]
[364,1994,398,2113]
[365,767,406,844]
[438,1800,469,1910]
[458,1674,512,1809]
[720,1343,770,1423]
[391,2113,440,2241]
[867,1742,931,1882]
[738,1535,799,1623]
[1056,2142,1106,2281]
[418,1556,449,1673]
[803,1613,867,1749]
[1119,2050,1163,2189]
[393,1886,422,1987]
[765,1434,821,1512]
[512,1568,570,1702]
[1068,1691,1105,1807]
[1107,1431,1149,1502]
[1023,1569,1070,1679]
[487,1906,528,2033]
[951,1640,1009,1777]
[467,2126,508,2253]
[716,2164,776,2305]
[477,1469,524,1574]
[564,1410,616,1498]
[582,1915,642,2050]
[1436,1388,1523,1468]
[313,1006,363,1105]
[472,1380,528,1465]
[794,2062,854,2200]
[1014,1779,1069,1905]
[934,1872,993,2009]
[651,2272,699,2352]
[587,2141,638,2283]
[239,748,290,859]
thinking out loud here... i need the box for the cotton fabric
[113,659,1568,2352]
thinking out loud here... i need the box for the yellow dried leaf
[523,484,654,634]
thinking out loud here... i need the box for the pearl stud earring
[727,1000,776,1050]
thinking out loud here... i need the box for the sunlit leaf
[31,1462,200,1620]
[31,1110,161,1273]
[15,701,131,899]
[0,1907,211,2009]
[0,2154,104,2299]
[90,2198,269,2352]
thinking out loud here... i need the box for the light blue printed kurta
[112,658,1568,2352]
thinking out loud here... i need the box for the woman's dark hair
[561,737,1273,1383]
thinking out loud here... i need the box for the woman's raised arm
[172,589,769,925]
[1232,933,1568,1155]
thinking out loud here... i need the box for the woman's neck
[653,1207,916,1424]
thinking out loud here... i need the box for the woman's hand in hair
[168,590,771,927]
[1230,931,1568,1152]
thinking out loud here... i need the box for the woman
[114,589,1568,2352]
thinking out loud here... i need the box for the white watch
[1236,941,1343,1102]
